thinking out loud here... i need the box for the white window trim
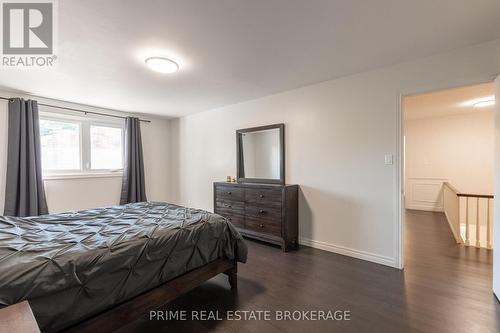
[39,110,125,179]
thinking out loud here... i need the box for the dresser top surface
[214,182,297,189]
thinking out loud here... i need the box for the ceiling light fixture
[473,99,495,108]
[145,57,179,74]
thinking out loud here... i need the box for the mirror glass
[239,128,281,180]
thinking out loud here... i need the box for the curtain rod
[0,96,151,123]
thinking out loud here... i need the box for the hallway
[404,209,497,332]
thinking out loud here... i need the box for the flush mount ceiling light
[464,95,495,108]
[473,99,495,108]
[145,57,179,74]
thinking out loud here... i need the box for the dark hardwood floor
[119,210,500,332]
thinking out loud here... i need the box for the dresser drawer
[245,204,281,222]
[216,186,244,201]
[223,214,245,229]
[215,206,245,228]
[215,199,244,215]
[245,217,281,236]
[245,188,282,206]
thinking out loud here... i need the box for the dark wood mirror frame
[236,123,285,184]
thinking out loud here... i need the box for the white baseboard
[299,237,396,268]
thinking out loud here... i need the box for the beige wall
[0,94,172,214]
[171,39,500,268]
[404,111,494,211]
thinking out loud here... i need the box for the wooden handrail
[443,182,493,199]
[457,193,494,199]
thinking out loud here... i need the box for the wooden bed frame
[64,258,237,333]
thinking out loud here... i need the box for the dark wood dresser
[214,182,298,251]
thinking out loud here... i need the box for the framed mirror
[236,123,284,184]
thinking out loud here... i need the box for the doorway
[398,81,496,269]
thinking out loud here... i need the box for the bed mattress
[0,201,247,332]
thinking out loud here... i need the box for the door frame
[395,75,498,270]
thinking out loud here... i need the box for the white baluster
[465,197,470,246]
[487,199,492,250]
[476,198,480,248]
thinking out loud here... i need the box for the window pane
[40,119,81,170]
[90,126,123,170]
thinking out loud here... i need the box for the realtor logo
[1,0,57,67]
[2,2,53,54]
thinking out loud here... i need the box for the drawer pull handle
[259,210,265,214]
[259,194,264,198]
[227,192,232,195]
[259,224,264,228]
[227,205,232,208]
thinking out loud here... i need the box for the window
[90,125,123,170]
[40,119,81,171]
[39,112,124,177]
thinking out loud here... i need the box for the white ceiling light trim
[145,57,179,74]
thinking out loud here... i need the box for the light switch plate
[385,154,394,165]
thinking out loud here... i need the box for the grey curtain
[120,117,147,204]
[4,98,48,217]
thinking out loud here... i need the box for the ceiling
[1,0,500,118]
[404,82,495,120]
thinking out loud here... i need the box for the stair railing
[443,182,493,249]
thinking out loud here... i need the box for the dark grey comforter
[0,201,247,332]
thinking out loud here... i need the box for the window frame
[39,110,125,179]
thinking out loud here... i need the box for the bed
[0,201,247,332]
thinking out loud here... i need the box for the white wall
[0,94,172,214]
[171,39,500,268]
[405,111,494,211]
